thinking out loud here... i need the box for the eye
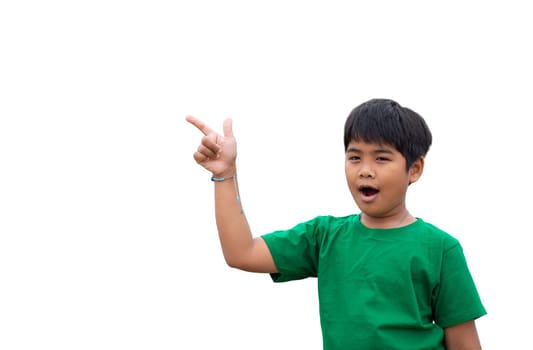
[348,156,360,161]
[376,157,390,162]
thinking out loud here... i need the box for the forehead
[345,139,398,153]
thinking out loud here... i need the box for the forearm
[213,173,254,268]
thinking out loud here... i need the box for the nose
[359,164,375,178]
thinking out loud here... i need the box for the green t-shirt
[262,214,486,350]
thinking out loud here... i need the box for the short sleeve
[433,242,487,327]
[262,217,322,282]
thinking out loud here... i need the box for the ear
[408,157,424,185]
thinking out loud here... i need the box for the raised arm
[186,116,277,273]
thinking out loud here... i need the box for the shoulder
[306,214,359,235]
[414,218,461,251]
[310,214,357,226]
[262,214,357,241]
[283,214,358,231]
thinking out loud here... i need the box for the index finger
[185,115,213,136]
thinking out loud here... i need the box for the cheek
[345,167,357,183]
[344,169,357,190]
[383,171,410,192]
[345,162,358,176]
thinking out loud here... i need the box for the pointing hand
[186,116,237,177]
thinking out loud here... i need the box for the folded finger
[196,143,218,160]
[192,150,209,164]
[201,134,220,153]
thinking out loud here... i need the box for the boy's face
[345,139,423,219]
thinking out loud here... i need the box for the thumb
[223,118,234,138]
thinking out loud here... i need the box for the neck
[360,211,414,229]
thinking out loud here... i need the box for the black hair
[344,98,432,169]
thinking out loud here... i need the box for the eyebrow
[346,147,394,154]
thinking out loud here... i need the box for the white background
[1,1,531,349]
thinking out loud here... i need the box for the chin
[358,207,389,218]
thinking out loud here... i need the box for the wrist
[211,174,236,182]
[211,167,237,181]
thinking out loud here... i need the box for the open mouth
[359,186,379,197]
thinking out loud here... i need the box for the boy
[186,98,486,349]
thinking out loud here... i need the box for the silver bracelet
[210,174,236,182]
